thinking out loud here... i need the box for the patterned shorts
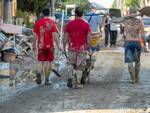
[68,51,87,68]
[125,41,141,63]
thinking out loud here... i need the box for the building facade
[0,0,17,23]
[141,0,150,7]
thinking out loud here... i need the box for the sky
[89,0,114,8]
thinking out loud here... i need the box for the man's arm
[63,32,69,50]
[52,32,61,51]
[140,20,146,45]
[87,32,92,48]
[98,16,102,32]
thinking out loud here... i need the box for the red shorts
[38,49,54,62]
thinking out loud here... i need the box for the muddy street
[0,50,150,113]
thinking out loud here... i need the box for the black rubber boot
[36,73,41,85]
[81,68,90,84]
[45,77,51,85]
[67,78,73,88]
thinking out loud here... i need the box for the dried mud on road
[1,51,150,113]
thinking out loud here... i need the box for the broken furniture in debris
[0,23,36,86]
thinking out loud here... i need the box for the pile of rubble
[0,23,35,86]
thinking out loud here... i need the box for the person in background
[109,13,118,47]
[63,7,91,88]
[124,6,146,83]
[86,4,102,32]
[33,8,61,85]
[85,3,102,52]
[103,14,110,47]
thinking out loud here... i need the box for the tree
[18,0,89,16]
[17,0,49,17]
[124,0,141,8]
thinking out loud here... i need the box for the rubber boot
[67,78,73,88]
[81,69,87,84]
[35,73,42,85]
[45,77,51,85]
[44,67,51,85]
[128,63,136,84]
[135,62,140,83]
[75,70,83,89]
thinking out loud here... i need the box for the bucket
[91,32,101,47]
[91,37,98,47]
[3,52,16,63]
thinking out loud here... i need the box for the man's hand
[58,46,63,52]
[144,42,149,53]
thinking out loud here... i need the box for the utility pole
[4,0,12,23]
[49,0,55,16]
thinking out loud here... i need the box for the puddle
[52,81,68,90]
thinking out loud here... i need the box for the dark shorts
[125,41,141,63]
[38,49,54,62]
[91,46,100,52]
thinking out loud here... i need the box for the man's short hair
[42,8,49,16]
[75,7,83,17]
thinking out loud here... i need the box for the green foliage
[17,0,50,27]
[17,0,49,16]
[125,0,141,8]
[18,0,89,16]
[16,9,34,28]
[17,0,89,27]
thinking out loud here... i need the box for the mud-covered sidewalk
[0,49,150,113]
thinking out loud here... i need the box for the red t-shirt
[33,17,58,50]
[64,18,91,52]
[33,17,58,62]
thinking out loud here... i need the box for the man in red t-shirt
[33,8,61,85]
[63,7,91,88]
